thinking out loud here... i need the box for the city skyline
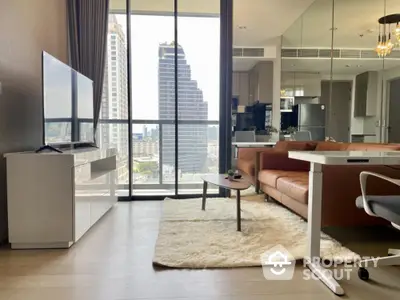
[116,14,220,133]
[98,14,219,189]
[158,42,208,173]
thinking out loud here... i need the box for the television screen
[42,51,95,145]
[42,52,73,144]
[76,72,94,143]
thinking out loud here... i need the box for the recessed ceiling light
[356,64,362,68]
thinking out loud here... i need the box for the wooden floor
[1,201,400,300]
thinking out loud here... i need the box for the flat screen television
[42,51,95,145]
[76,71,94,142]
[42,52,73,144]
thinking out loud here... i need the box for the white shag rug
[153,198,360,269]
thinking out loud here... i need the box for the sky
[116,14,220,126]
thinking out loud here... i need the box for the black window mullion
[174,0,179,197]
[219,0,233,197]
[126,0,133,199]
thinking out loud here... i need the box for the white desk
[232,142,276,148]
[288,150,400,296]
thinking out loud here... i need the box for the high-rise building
[158,42,208,173]
[100,15,129,183]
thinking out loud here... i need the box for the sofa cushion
[258,170,301,188]
[276,173,309,204]
[346,143,400,151]
[274,141,317,151]
[315,142,346,151]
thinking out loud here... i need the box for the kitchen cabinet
[232,72,249,105]
[354,71,378,117]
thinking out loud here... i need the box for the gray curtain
[67,0,110,138]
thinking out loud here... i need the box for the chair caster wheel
[358,267,369,281]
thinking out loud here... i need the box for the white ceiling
[110,0,219,14]
[110,0,315,46]
[233,0,315,46]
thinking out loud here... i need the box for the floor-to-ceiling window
[97,4,130,197]
[98,0,230,199]
[176,8,220,194]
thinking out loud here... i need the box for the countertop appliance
[292,104,326,141]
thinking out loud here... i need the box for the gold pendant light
[376,14,400,57]
[394,22,400,45]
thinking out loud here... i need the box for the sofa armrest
[260,150,310,171]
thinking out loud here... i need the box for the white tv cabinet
[5,148,117,249]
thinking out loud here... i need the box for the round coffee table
[201,174,251,231]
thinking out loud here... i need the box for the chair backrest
[234,131,256,142]
[293,131,312,141]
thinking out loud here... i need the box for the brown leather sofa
[238,141,400,227]
[237,142,316,185]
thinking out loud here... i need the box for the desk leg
[236,190,241,231]
[305,163,344,296]
[201,181,207,210]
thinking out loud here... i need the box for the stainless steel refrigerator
[292,104,326,141]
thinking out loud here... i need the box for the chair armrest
[260,150,310,171]
[360,171,400,217]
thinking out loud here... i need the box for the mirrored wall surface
[281,0,400,143]
[281,0,333,141]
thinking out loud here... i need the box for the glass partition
[331,0,386,143]
[281,0,400,144]
[381,1,400,143]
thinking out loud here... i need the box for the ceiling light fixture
[376,13,400,57]
[394,22,400,44]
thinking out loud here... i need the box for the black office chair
[355,171,400,281]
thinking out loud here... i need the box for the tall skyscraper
[100,15,129,183]
[158,42,208,173]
